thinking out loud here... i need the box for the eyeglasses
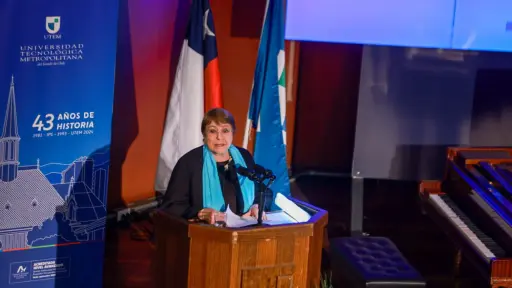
[207,128,232,137]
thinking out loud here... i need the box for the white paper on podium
[264,211,298,225]
[274,193,311,222]
[225,206,298,228]
[224,193,311,228]
[225,206,257,228]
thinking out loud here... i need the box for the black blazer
[161,145,258,219]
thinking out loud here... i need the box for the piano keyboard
[430,194,507,260]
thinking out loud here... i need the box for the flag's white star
[203,9,215,39]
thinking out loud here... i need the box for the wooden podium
[153,199,328,288]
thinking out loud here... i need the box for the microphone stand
[239,165,275,227]
[255,175,275,226]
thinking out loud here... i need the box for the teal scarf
[202,145,255,213]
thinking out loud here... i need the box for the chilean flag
[155,0,222,193]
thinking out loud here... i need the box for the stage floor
[103,175,489,287]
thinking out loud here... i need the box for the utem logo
[45,16,62,39]
[16,266,27,273]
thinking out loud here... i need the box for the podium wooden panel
[153,199,328,288]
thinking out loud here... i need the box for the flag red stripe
[204,57,223,111]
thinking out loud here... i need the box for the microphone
[251,164,276,225]
[254,164,276,180]
[235,164,259,181]
[236,164,276,226]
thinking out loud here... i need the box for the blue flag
[242,0,289,207]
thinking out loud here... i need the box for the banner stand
[0,1,119,287]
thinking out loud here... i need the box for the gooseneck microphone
[235,163,275,226]
[234,164,259,181]
[254,164,276,180]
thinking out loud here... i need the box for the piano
[419,147,512,288]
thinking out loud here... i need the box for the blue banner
[0,1,118,287]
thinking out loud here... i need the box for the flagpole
[242,115,251,149]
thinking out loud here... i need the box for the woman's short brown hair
[201,108,236,136]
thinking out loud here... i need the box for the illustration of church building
[0,76,107,250]
[0,76,63,250]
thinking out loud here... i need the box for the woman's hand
[197,208,225,224]
[242,204,267,220]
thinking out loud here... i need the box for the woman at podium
[161,108,264,224]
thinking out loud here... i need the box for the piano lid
[448,147,512,167]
